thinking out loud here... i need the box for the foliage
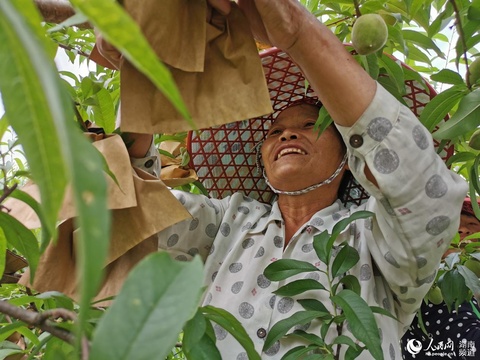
[0,0,479,359]
[263,211,383,359]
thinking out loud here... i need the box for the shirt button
[256,328,267,339]
[349,134,363,148]
[144,159,155,168]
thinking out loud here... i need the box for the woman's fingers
[237,0,271,45]
[94,33,123,69]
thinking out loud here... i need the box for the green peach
[351,14,388,55]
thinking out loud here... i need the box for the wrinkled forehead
[462,198,480,219]
[270,100,322,129]
[273,98,322,121]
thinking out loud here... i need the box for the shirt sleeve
[129,139,161,177]
[336,84,468,317]
[156,191,230,262]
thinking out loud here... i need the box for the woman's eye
[267,129,282,137]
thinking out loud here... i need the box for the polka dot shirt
[154,84,468,359]
[401,299,480,359]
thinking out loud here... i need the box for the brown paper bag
[8,134,191,301]
[120,0,272,134]
[159,140,198,188]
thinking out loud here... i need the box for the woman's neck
[278,186,338,245]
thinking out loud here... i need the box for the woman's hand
[93,0,235,69]
[237,0,311,51]
[93,31,123,70]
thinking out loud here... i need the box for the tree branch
[449,0,471,88]
[0,300,76,344]
[352,0,362,18]
[34,0,92,29]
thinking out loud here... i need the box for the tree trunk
[34,0,92,28]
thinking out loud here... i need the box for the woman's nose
[280,129,298,141]
[458,225,471,239]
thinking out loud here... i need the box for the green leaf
[0,115,10,141]
[91,88,116,133]
[90,253,204,360]
[281,345,320,360]
[437,269,469,312]
[313,230,330,265]
[331,245,360,278]
[403,67,430,92]
[402,29,444,58]
[419,85,467,131]
[317,211,373,265]
[314,107,333,139]
[430,69,465,85]
[331,211,373,240]
[47,12,89,33]
[0,323,39,348]
[9,189,51,252]
[387,25,407,55]
[0,0,68,241]
[297,299,330,314]
[263,311,329,351]
[405,44,432,65]
[0,322,25,342]
[0,212,39,280]
[0,3,111,342]
[433,89,480,139]
[370,306,399,321]
[331,289,383,360]
[69,0,193,129]
[0,229,5,278]
[469,180,480,220]
[289,330,325,347]
[0,349,24,359]
[263,259,319,282]
[43,336,76,360]
[274,279,326,297]
[470,155,480,195]
[378,55,405,95]
[332,334,358,349]
[469,3,480,21]
[360,53,380,80]
[202,306,261,360]
[446,151,477,167]
[377,77,407,106]
[345,344,365,360]
[333,275,361,296]
[457,265,480,297]
[183,311,221,360]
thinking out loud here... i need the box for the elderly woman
[97,0,467,358]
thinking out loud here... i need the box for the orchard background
[0,0,479,359]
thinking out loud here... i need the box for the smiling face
[261,103,346,193]
[459,213,480,241]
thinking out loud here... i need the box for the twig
[26,287,39,313]
[0,183,18,205]
[0,300,75,344]
[352,0,362,18]
[34,0,92,29]
[449,0,471,88]
[57,42,91,59]
[327,16,354,28]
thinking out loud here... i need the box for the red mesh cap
[462,198,480,218]
[188,47,453,205]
